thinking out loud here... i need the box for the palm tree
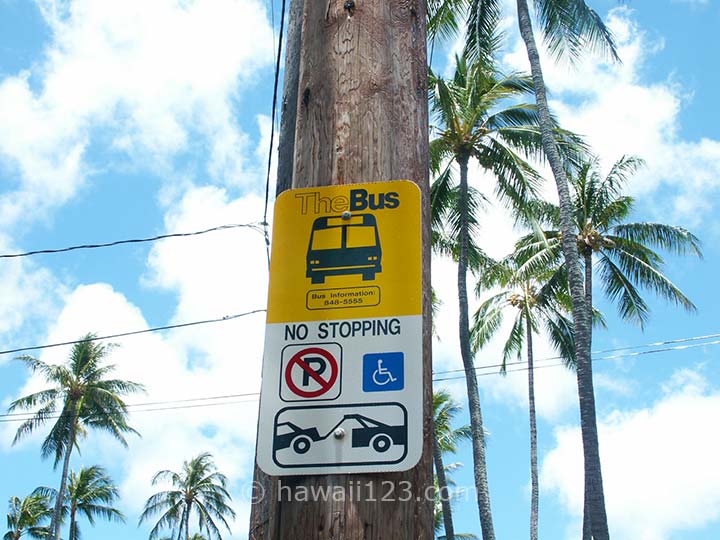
[139,452,236,540]
[516,156,702,534]
[466,2,620,537]
[433,463,478,540]
[517,156,702,324]
[472,254,581,540]
[433,390,472,540]
[4,494,52,540]
[8,335,144,540]
[36,466,125,540]
[430,51,554,540]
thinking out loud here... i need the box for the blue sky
[1,1,719,540]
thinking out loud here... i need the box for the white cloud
[0,74,87,227]
[0,0,274,227]
[430,156,579,422]
[433,252,580,423]
[2,274,265,536]
[0,236,65,358]
[429,5,719,427]
[138,186,271,531]
[146,185,269,322]
[3,180,272,533]
[541,369,720,540]
[430,5,720,438]
[502,8,720,225]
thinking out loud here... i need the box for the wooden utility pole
[250,1,432,538]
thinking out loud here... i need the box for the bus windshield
[306,213,382,284]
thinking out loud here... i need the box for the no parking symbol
[280,343,342,402]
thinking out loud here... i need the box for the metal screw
[341,211,352,220]
[334,428,346,439]
[343,0,355,13]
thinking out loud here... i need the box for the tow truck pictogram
[274,413,407,455]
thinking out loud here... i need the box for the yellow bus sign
[258,180,424,476]
[267,180,422,323]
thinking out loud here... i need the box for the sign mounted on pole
[257,180,423,476]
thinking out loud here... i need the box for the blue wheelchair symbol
[363,352,404,392]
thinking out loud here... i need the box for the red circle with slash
[285,347,339,398]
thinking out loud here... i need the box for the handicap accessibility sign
[363,352,404,392]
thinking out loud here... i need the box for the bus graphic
[306,214,382,284]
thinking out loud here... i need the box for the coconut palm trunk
[457,154,496,540]
[581,248,599,540]
[514,1,609,538]
[433,439,456,540]
[184,503,192,540]
[51,402,79,540]
[525,314,538,540]
[69,506,77,540]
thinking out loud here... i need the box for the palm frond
[465,0,503,67]
[475,257,513,289]
[475,138,542,208]
[605,241,697,316]
[535,0,619,63]
[501,314,525,367]
[543,309,577,368]
[603,155,645,190]
[611,223,703,258]
[427,0,468,43]
[592,196,634,229]
[598,253,651,326]
[470,292,508,352]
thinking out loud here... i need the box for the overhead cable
[0,309,266,356]
[2,334,717,423]
[0,391,263,419]
[262,0,288,269]
[0,397,261,424]
[0,223,264,260]
[431,338,720,383]
[431,332,720,377]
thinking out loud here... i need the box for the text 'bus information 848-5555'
[257,180,423,476]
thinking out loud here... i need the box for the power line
[263,0,288,270]
[0,309,266,356]
[581,332,720,358]
[431,360,569,384]
[0,223,265,260]
[118,397,260,414]
[594,338,720,362]
[3,333,717,423]
[0,397,262,424]
[0,391,264,419]
[431,332,720,377]
[431,338,720,383]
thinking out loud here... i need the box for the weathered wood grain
[251,1,432,538]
